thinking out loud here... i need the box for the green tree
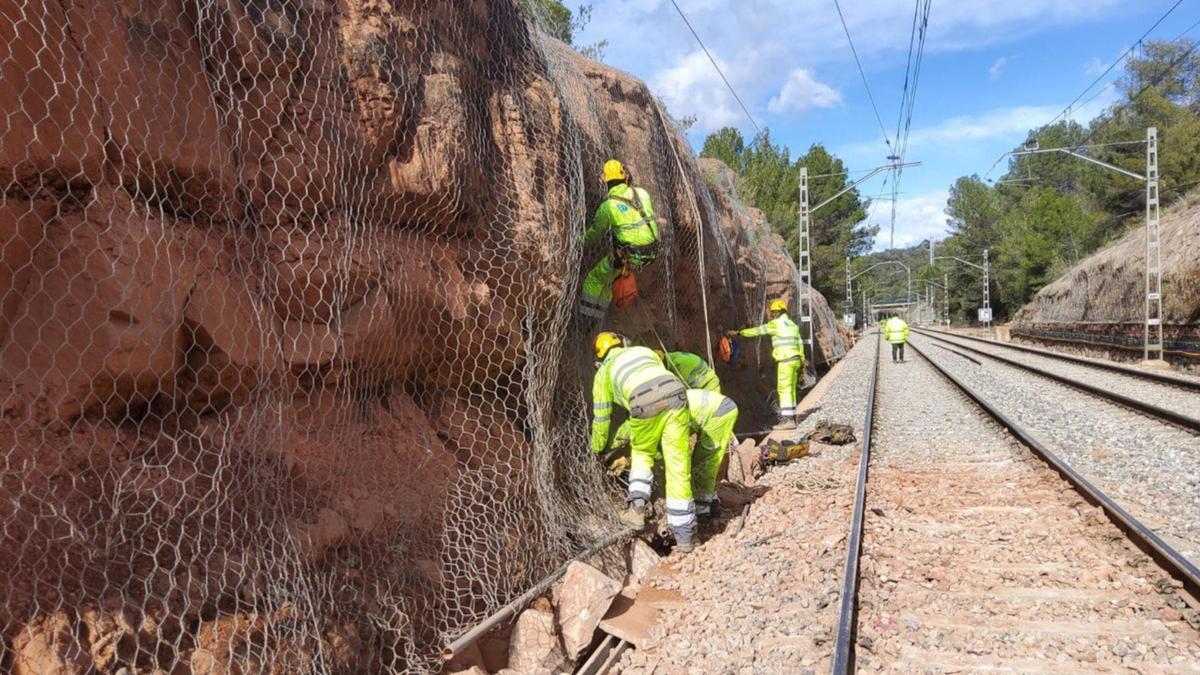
[1122,39,1200,107]
[932,37,1200,323]
[700,127,747,173]
[699,128,873,302]
[518,1,606,58]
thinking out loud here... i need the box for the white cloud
[842,88,1121,159]
[1085,56,1108,77]
[767,68,842,116]
[651,50,745,133]
[867,190,951,251]
[988,57,1007,81]
[578,0,1125,137]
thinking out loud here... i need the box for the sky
[574,0,1199,250]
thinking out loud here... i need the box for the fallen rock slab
[506,607,566,673]
[553,561,621,659]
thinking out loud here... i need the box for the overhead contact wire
[667,0,762,135]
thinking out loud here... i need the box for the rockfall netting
[0,1,845,672]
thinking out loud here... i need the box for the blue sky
[575,0,1198,250]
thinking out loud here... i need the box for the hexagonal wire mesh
[0,1,834,672]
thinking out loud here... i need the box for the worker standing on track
[590,332,698,552]
[656,349,722,393]
[685,389,738,521]
[579,160,661,323]
[884,315,910,362]
[727,299,804,427]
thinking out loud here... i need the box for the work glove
[606,456,630,476]
[597,447,629,475]
[725,330,739,337]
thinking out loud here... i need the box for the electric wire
[666,0,762,135]
[1035,0,1186,138]
[832,0,893,151]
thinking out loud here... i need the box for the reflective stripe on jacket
[584,184,659,248]
[686,389,737,429]
[591,346,685,453]
[739,314,804,362]
[666,351,720,392]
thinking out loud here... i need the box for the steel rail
[918,327,1200,392]
[914,330,1200,433]
[908,340,1200,601]
[831,330,881,673]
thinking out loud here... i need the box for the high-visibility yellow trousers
[627,406,695,542]
[580,255,618,320]
[777,357,802,418]
[694,405,738,508]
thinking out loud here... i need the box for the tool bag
[804,421,856,445]
[718,336,741,364]
[612,268,638,308]
[760,438,811,466]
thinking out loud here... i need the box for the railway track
[832,332,1200,672]
[919,327,1200,392]
[913,328,1200,433]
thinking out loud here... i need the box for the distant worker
[686,389,738,522]
[590,332,697,551]
[728,299,804,426]
[656,350,722,393]
[579,160,660,322]
[884,315,910,362]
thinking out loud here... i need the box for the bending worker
[727,299,804,425]
[590,332,697,551]
[579,160,660,322]
[657,349,721,393]
[686,389,738,522]
[884,314,910,362]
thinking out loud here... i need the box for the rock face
[0,1,847,671]
[1015,192,1200,326]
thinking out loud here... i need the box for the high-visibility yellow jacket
[664,351,721,393]
[686,389,737,429]
[738,314,804,363]
[884,317,909,344]
[591,346,686,453]
[584,183,659,248]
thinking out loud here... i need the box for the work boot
[618,500,647,528]
[697,499,722,521]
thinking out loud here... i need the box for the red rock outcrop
[0,1,847,671]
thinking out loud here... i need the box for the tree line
[936,38,1200,322]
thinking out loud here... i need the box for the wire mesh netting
[0,1,845,672]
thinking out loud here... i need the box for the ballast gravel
[910,333,1200,566]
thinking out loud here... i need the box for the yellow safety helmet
[769,299,788,313]
[594,331,626,361]
[602,159,627,183]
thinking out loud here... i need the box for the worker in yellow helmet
[590,331,697,552]
[727,299,804,426]
[579,160,660,322]
[600,348,721,475]
[884,314,910,362]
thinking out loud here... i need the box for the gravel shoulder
[909,332,1200,567]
